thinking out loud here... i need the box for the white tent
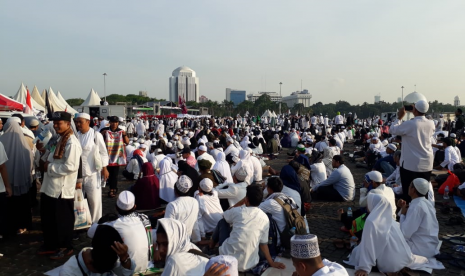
[12,83,45,111]
[81,89,101,106]
[56,91,79,114]
[271,111,277,118]
[41,89,47,102]
[32,86,46,108]
[262,109,272,118]
[46,87,76,115]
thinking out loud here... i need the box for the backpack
[265,213,280,257]
[274,197,308,251]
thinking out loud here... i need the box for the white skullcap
[226,137,234,143]
[234,167,248,182]
[138,138,146,144]
[200,178,214,193]
[152,138,157,142]
[177,142,184,150]
[133,137,138,141]
[412,178,429,195]
[365,171,383,183]
[182,137,191,145]
[119,117,124,122]
[139,144,147,149]
[188,131,194,138]
[450,133,457,138]
[117,191,135,211]
[156,148,163,153]
[381,140,389,147]
[415,99,429,113]
[166,142,173,148]
[387,144,397,151]
[133,142,140,148]
[291,234,320,259]
[198,145,207,151]
[176,175,193,194]
[76,113,90,120]
[205,256,238,276]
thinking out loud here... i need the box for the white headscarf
[231,150,254,184]
[212,152,233,183]
[157,218,198,257]
[158,158,178,202]
[240,136,249,149]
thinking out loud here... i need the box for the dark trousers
[400,167,432,202]
[313,185,345,202]
[212,219,231,246]
[107,166,120,191]
[40,194,74,250]
[0,193,6,235]
[7,193,32,234]
[122,170,135,181]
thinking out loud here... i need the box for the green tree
[66,98,84,106]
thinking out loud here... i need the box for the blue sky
[1,1,464,105]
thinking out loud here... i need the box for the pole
[401,86,404,106]
[279,82,282,115]
[103,73,107,102]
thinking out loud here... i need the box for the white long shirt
[194,191,223,237]
[250,155,263,182]
[440,146,460,171]
[77,129,109,177]
[41,135,82,199]
[161,252,208,276]
[313,259,349,276]
[165,197,200,242]
[400,197,440,258]
[224,143,240,157]
[390,117,435,172]
[310,162,327,187]
[219,206,269,272]
[126,156,148,179]
[335,115,344,125]
[215,182,248,207]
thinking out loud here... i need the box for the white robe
[212,152,234,184]
[158,158,178,203]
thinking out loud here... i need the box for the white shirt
[0,142,8,193]
[359,184,396,219]
[126,156,148,179]
[313,165,355,201]
[215,182,248,207]
[195,153,216,171]
[41,135,82,199]
[165,197,200,242]
[400,197,440,258]
[224,143,239,157]
[310,162,327,187]
[220,206,269,272]
[161,252,208,276]
[195,190,223,237]
[250,155,263,182]
[77,129,109,177]
[153,154,166,170]
[390,117,435,172]
[440,146,460,171]
[335,115,344,125]
[313,259,349,276]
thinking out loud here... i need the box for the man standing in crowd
[75,113,109,223]
[390,99,434,202]
[101,116,129,198]
[38,112,82,259]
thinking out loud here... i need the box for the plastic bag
[438,171,461,195]
[74,189,92,229]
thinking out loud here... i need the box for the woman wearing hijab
[231,150,254,185]
[280,132,292,148]
[158,158,178,203]
[348,193,444,276]
[131,162,161,210]
[322,147,335,177]
[155,218,208,276]
[0,118,33,235]
[212,152,233,184]
[240,136,250,150]
[177,160,200,196]
[279,164,303,215]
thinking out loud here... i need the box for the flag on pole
[178,96,187,114]
[24,86,33,115]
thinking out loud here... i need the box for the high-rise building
[282,89,312,107]
[169,66,199,102]
[247,92,282,103]
[199,95,209,103]
[226,88,246,106]
[454,96,460,107]
[374,94,381,103]
[139,91,148,97]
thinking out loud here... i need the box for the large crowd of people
[0,99,461,275]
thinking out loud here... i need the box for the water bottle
[444,186,450,200]
[350,236,358,248]
[32,128,50,144]
[454,245,465,252]
[290,227,296,236]
[347,207,353,218]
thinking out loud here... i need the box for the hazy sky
[1,1,464,105]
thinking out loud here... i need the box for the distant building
[226,88,246,106]
[454,96,460,107]
[374,94,381,104]
[247,92,282,103]
[139,91,148,97]
[199,95,209,103]
[282,89,312,108]
[397,97,402,103]
[169,66,199,102]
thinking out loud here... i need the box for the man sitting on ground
[398,178,440,258]
[214,167,249,210]
[311,155,355,202]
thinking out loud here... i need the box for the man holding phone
[389,100,435,202]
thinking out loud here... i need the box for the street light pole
[279,82,282,115]
[401,86,404,106]
[103,73,107,102]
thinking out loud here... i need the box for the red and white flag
[24,86,33,114]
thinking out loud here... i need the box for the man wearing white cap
[291,234,348,276]
[359,171,396,218]
[135,119,146,138]
[195,145,216,171]
[87,191,150,273]
[75,113,110,223]
[126,118,135,138]
[214,167,249,208]
[224,136,240,158]
[390,99,435,202]
[194,178,223,240]
[164,175,200,242]
[372,143,397,177]
[398,178,440,258]
[436,114,444,133]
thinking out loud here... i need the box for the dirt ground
[0,143,462,275]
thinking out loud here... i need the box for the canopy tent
[12,83,45,112]
[41,89,47,101]
[262,109,272,118]
[56,91,79,114]
[32,86,46,108]
[46,87,75,115]
[81,88,101,106]
[0,93,24,111]
[271,111,277,118]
